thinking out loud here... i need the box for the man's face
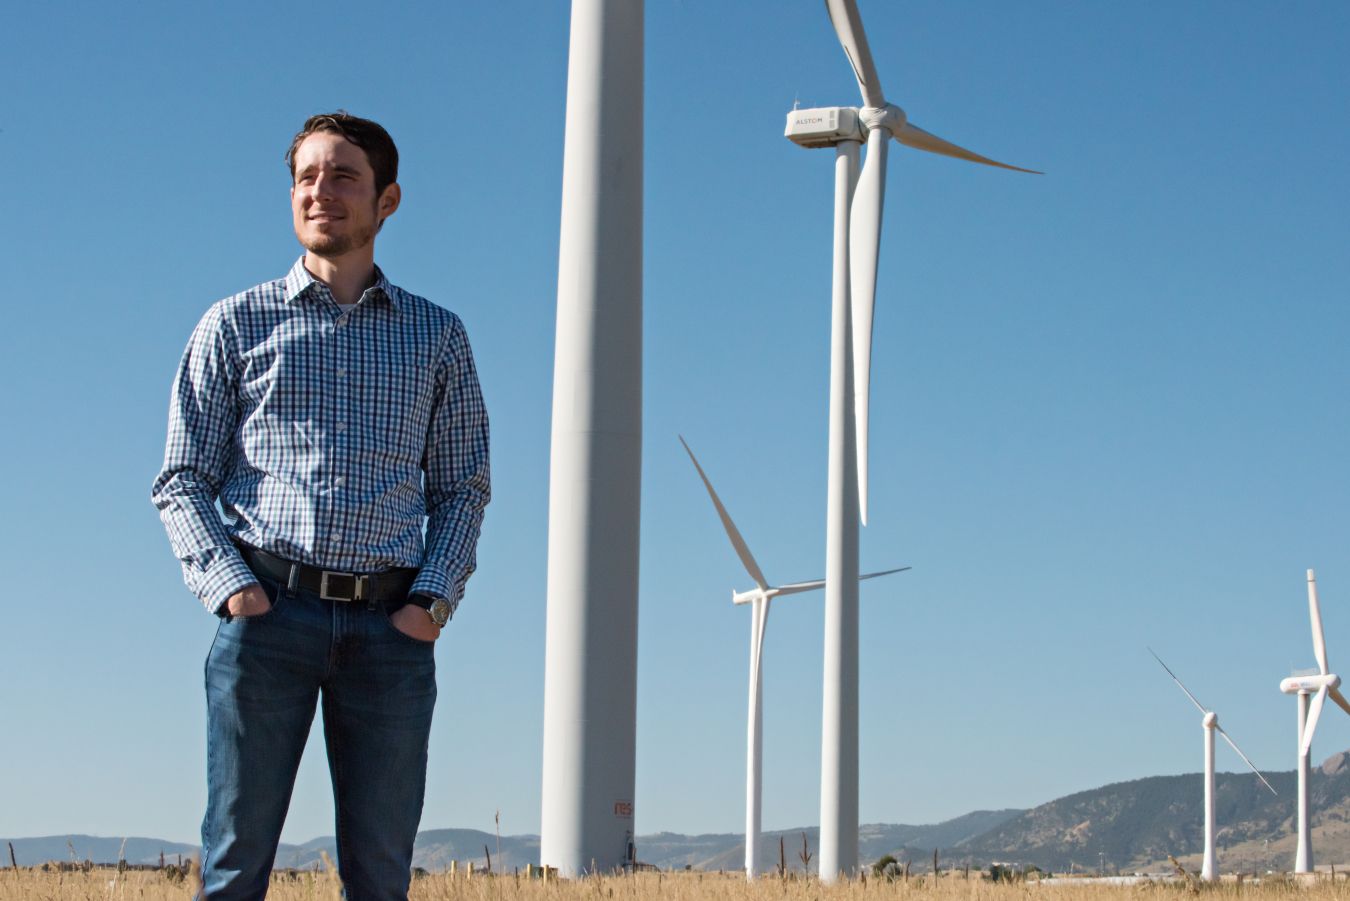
[290,131,399,258]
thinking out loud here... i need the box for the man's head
[287,111,401,259]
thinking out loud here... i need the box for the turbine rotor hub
[859,103,906,139]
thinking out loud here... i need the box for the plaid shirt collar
[282,256,400,312]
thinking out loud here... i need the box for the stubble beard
[300,200,381,257]
[301,219,378,257]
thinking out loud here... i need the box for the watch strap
[406,591,439,610]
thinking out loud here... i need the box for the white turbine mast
[540,0,643,877]
[784,0,1038,880]
[680,437,908,879]
[1148,648,1276,881]
[1278,570,1350,873]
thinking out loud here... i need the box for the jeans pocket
[377,602,438,647]
[225,577,288,624]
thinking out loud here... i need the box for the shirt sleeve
[411,314,491,612]
[150,303,258,613]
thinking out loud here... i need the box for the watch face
[429,598,451,626]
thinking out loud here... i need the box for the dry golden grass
[3,866,1350,901]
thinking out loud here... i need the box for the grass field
[2,865,1347,901]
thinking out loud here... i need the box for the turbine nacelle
[1203,711,1218,728]
[785,107,863,149]
[1281,673,1342,695]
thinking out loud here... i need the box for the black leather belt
[237,543,419,604]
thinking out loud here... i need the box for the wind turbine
[1148,648,1276,881]
[783,0,1038,879]
[680,437,908,879]
[1278,570,1350,873]
[540,0,643,877]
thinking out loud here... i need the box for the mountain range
[13,751,1350,874]
[0,815,1023,873]
[952,749,1350,874]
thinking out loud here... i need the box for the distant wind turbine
[1148,648,1275,881]
[680,437,908,879]
[1278,570,1350,873]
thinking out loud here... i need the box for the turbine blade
[1147,647,1208,715]
[679,436,769,591]
[1331,687,1350,718]
[861,566,912,580]
[1309,570,1329,676]
[1216,726,1278,795]
[776,566,911,595]
[1301,686,1329,757]
[775,579,826,595]
[823,0,885,108]
[894,122,1042,174]
[848,129,888,526]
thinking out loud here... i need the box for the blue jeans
[201,573,437,901]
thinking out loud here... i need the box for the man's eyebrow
[295,162,365,177]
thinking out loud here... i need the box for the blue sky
[2,0,1349,848]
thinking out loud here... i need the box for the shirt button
[335,476,346,487]
[336,368,346,377]
[336,316,348,327]
[336,422,346,431]
[330,532,340,542]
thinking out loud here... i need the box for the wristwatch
[407,592,452,627]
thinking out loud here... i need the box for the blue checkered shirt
[152,257,491,614]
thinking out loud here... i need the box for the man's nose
[311,172,338,199]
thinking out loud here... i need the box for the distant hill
[2,836,200,868]
[0,831,537,872]
[635,832,742,870]
[864,810,1034,856]
[944,750,1350,875]
[0,811,1024,873]
[650,810,1028,872]
[412,829,539,871]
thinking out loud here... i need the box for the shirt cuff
[410,563,465,616]
[196,553,260,614]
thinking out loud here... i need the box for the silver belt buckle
[319,571,369,602]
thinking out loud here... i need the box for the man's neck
[303,249,377,307]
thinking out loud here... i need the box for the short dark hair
[286,111,399,197]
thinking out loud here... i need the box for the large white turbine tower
[540,0,644,877]
[1148,649,1276,881]
[680,438,907,879]
[1279,569,1350,873]
[784,0,1038,880]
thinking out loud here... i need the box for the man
[152,112,490,901]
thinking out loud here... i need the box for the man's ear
[379,182,402,219]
